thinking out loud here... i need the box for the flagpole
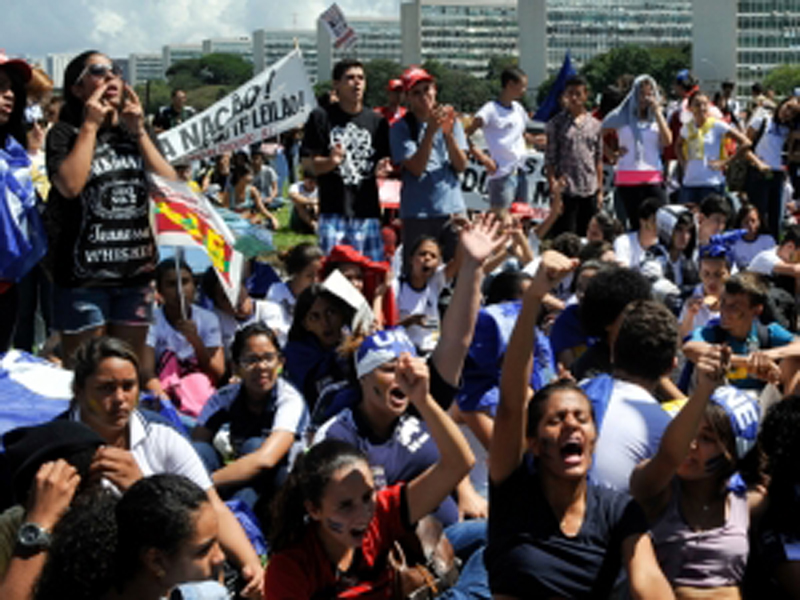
[174,248,188,322]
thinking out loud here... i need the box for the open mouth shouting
[388,387,408,410]
[559,436,586,467]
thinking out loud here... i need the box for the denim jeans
[439,520,490,599]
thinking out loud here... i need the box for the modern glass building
[162,44,204,71]
[129,53,165,85]
[202,37,253,63]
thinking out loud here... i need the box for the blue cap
[710,386,760,459]
[355,328,417,379]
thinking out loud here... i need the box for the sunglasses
[77,62,122,83]
[26,119,48,130]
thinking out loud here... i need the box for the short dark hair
[332,59,364,81]
[590,212,623,243]
[231,322,282,364]
[486,271,533,305]
[171,88,185,97]
[72,337,140,395]
[526,380,593,438]
[501,66,526,88]
[155,258,193,288]
[613,300,678,381]
[700,194,732,220]
[551,232,582,258]
[725,272,768,308]
[578,241,613,263]
[639,197,664,222]
[565,75,588,90]
[580,266,652,338]
[282,242,324,276]
[781,224,800,247]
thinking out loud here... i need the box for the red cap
[387,79,403,92]
[401,66,434,92]
[509,202,536,219]
[0,52,32,83]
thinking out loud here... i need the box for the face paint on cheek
[326,518,346,534]
[704,454,728,474]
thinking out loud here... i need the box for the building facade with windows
[252,28,319,82]
[317,17,402,83]
[202,36,253,62]
[129,53,165,85]
[162,44,204,71]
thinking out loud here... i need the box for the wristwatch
[15,522,52,556]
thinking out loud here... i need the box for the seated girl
[264,355,483,599]
[730,203,776,271]
[657,204,700,302]
[143,259,225,417]
[192,324,308,514]
[486,250,673,599]
[283,284,355,414]
[631,345,763,599]
[262,243,323,347]
[222,162,279,229]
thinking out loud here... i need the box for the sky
[8,0,397,61]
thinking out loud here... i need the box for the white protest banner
[319,3,358,50]
[460,148,615,217]
[157,49,316,162]
[149,174,244,307]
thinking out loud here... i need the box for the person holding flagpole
[45,50,177,367]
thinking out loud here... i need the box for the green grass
[269,203,316,255]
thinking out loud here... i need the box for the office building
[402,0,518,77]
[253,28,319,82]
[129,53,165,85]
[202,36,253,62]
[45,52,76,89]
[317,16,402,82]
[162,44,204,70]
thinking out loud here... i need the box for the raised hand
[695,344,730,389]
[440,105,456,136]
[120,83,145,136]
[26,460,81,531]
[374,156,393,178]
[84,82,114,128]
[460,212,508,265]
[528,250,579,298]
[396,353,431,405]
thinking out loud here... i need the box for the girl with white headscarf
[602,75,672,229]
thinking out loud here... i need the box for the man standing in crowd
[545,75,602,237]
[391,66,468,269]
[301,59,391,261]
[466,66,530,215]
[375,79,407,126]
[153,88,196,132]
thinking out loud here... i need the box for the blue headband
[710,386,760,459]
[355,329,417,378]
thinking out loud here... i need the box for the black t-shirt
[45,122,156,288]
[153,105,196,130]
[301,104,389,219]
[486,458,649,598]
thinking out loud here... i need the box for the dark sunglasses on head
[77,62,122,83]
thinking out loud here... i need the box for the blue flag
[533,51,577,123]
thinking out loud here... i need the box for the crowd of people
[3,46,800,600]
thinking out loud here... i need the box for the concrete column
[692,0,737,94]
[252,30,265,73]
[317,20,333,83]
[518,0,547,98]
[401,0,422,66]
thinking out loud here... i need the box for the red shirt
[264,484,410,600]
[374,106,407,126]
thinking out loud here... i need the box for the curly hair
[34,489,119,600]
[613,299,678,381]
[579,266,652,338]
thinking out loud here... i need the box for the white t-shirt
[474,100,528,179]
[614,232,648,271]
[289,181,318,202]
[258,282,296,348]
[392,265,447,353]
[146,305,222,364]
[750,115,790,170]
[147,304,222,362]
[748,247,782,276]
[731,234,776,271]
[70,407,213,493]
[590,379,672,491]
[678,284,719,336]
[680,119,732,187]
[616,121,664,172]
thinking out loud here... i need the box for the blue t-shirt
[457,301,556,416]
[486,458,649,598]
[690,319,795,390]
[315,406,458,526]
[549,303,590,359]
[390,116,467,219]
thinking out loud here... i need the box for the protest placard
[157,49,316,162]
[319,3,358,50]
[149,174,244,306]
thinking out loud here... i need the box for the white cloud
[9,0,398,59]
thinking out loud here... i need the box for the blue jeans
[487,169,529,209]
[193,437,289,509]
[439,520,490,599]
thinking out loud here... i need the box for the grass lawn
[269,203,316,254]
